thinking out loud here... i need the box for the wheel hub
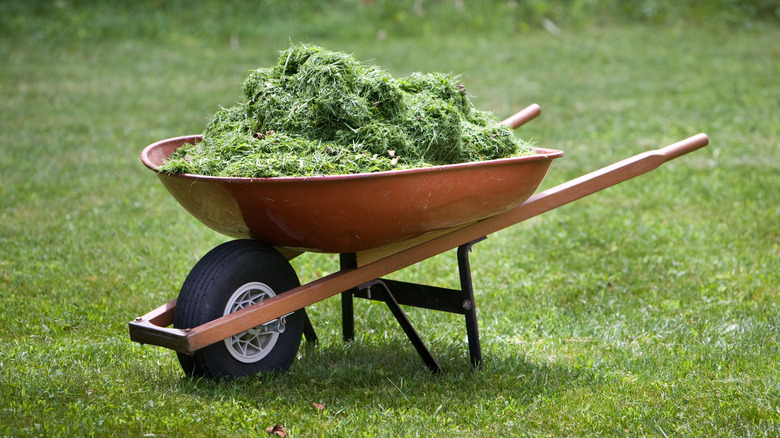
[222,281,290,364]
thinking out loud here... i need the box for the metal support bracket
[302,308,318,345]
[359,279,444,374]
[340,237,486,373]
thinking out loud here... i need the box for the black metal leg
[341,291,354,342]
[340,254,357,342]
[458,237,486,370]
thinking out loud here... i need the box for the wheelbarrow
[129,104,709,378]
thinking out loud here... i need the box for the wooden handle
[500,104,541,129]
[658,133,709,161]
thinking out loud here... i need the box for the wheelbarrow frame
[128,104,709,374]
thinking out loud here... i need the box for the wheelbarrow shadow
[165,338,596,418]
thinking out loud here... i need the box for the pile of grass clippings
[160,44,534,178]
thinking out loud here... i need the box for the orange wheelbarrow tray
[128,104,709,377]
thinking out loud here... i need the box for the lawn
[1,1,778,436]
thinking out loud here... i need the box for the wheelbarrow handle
[500,104,542,129]
[658,133,710,160]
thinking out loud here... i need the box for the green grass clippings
[160,44,533,178]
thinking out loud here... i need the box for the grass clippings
[160,44,533,178]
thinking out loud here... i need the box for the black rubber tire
[173,240,304,378]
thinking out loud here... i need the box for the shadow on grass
[163,337,596,414]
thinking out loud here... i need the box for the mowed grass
[1,2,778,436]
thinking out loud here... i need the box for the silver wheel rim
[223,282,280,363]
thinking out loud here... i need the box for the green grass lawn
[1,2,778,436]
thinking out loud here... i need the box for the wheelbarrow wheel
[173,239,305,378]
